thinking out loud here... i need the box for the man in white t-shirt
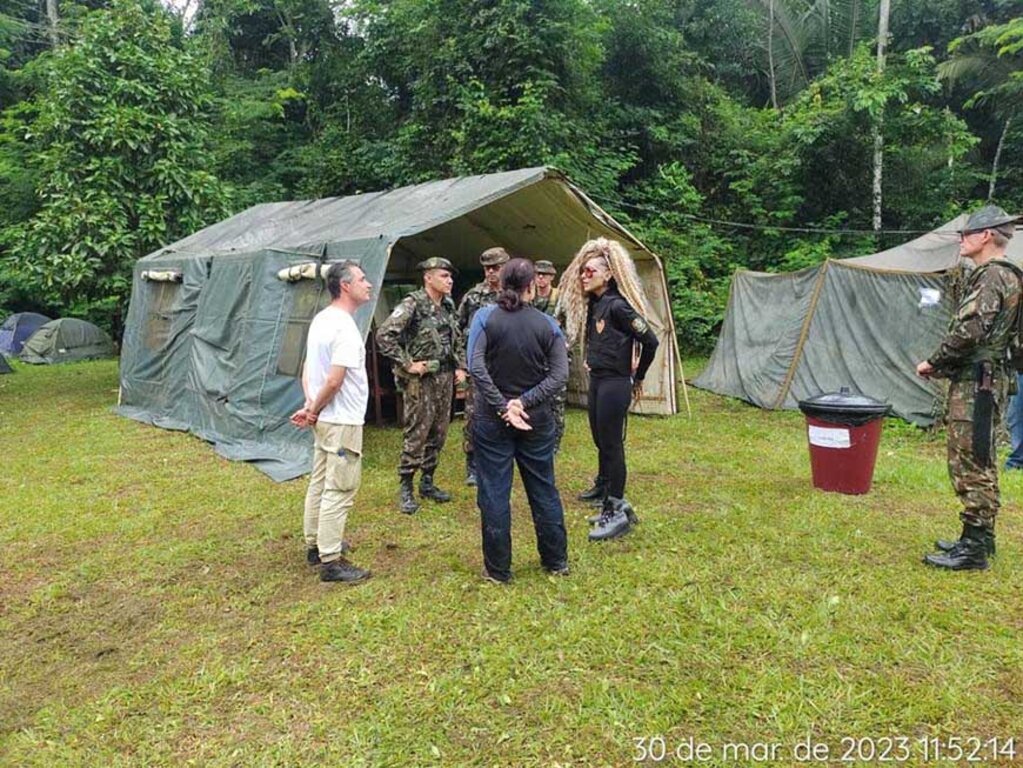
[290,261,373,583]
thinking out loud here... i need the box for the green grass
[1,359,1021,766]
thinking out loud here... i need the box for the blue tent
[0,312,51,355]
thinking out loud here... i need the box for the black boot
[935,524,996,556]
[588,497,633,541]
[419,472,452,502]
[320,556,371,583]
[399,474,420,515]
[588,498,639,525]
[465,453,478,487]
[924,525,991,571]
[577,475,605,502]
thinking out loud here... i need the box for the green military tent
[117,167,683,481]
[20,318,115,365]
[693,214,1023,426]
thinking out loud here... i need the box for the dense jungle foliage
[1,0,1022,348]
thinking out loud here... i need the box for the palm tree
[939,19,1023,199]
[755,0,873,106]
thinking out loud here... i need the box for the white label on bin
[808,425,851,449]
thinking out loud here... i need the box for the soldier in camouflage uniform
[917,205,1022,571]
[376,257,467,514]
[532,260,566,453]
[457,247,509,485]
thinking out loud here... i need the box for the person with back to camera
[558,238,659,541]
[467,258,570,583]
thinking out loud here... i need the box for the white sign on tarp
[918,287,941,308]
[808,425,851,449]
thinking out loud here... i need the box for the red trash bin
[797,389,890,495]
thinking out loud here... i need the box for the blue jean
[1006,373,1023,469]
[474,417,568,581]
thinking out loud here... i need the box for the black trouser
[588,374,632,499]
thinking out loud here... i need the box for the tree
[940,17,1023,201]
[3,0,230,334]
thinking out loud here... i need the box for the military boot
[419,472,452,503]
[577,475,605,503]
[935,523,996,556]
[588,498,639,525]
[588,497,633,541]
[465,453,478,487]
[924,525,991,571]
[399,474,420,515]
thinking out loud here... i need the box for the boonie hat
[962,205,1020,237]
[534,260,557,275]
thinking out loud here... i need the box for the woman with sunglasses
[559,238,659,541]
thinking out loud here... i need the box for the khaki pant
[304,422,363,561]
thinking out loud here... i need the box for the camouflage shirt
[376,288,466,372]
[532,287,559,316]
[457,282,500,333]
[929,259,1022,377]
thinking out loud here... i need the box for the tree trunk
[872,0,891,233]
[45,0,59,46]
[768,0,778,109]
[988,115,1012,201]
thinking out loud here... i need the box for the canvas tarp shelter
[20,318,115,365]
[117,167,682,481]
[693,214,1023,426]
[0,312,51,355]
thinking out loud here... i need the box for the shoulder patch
[390,306,405,319]
[631,316,649,334]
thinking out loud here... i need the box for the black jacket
[467,304,569,424]
[585,287,659,380]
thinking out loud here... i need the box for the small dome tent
[0,312,51,355]
[20,318,115,365]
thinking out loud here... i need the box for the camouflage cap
[962,205,1020,236]
[534,259,557,275]
[417,257,457,273]
[480,247,510,267]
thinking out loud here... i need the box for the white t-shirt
[304,305,368,425]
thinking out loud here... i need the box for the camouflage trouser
[552,385,566,454]
[400,370,454,476]
[462,378,476,455]
[946,377,1008,530]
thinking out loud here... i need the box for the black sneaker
[577,476,605,502]
[544,563,570,576]
[306,541,350,566]
[320,557,371,583]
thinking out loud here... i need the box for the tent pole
[772,261,830,409]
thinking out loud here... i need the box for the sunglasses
[960,229,990,241]
[581,266,604,278]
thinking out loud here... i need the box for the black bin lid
[798,388,890,422]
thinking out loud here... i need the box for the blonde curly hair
[556,237,658,350]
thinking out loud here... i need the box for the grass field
[1,359,1021,766]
